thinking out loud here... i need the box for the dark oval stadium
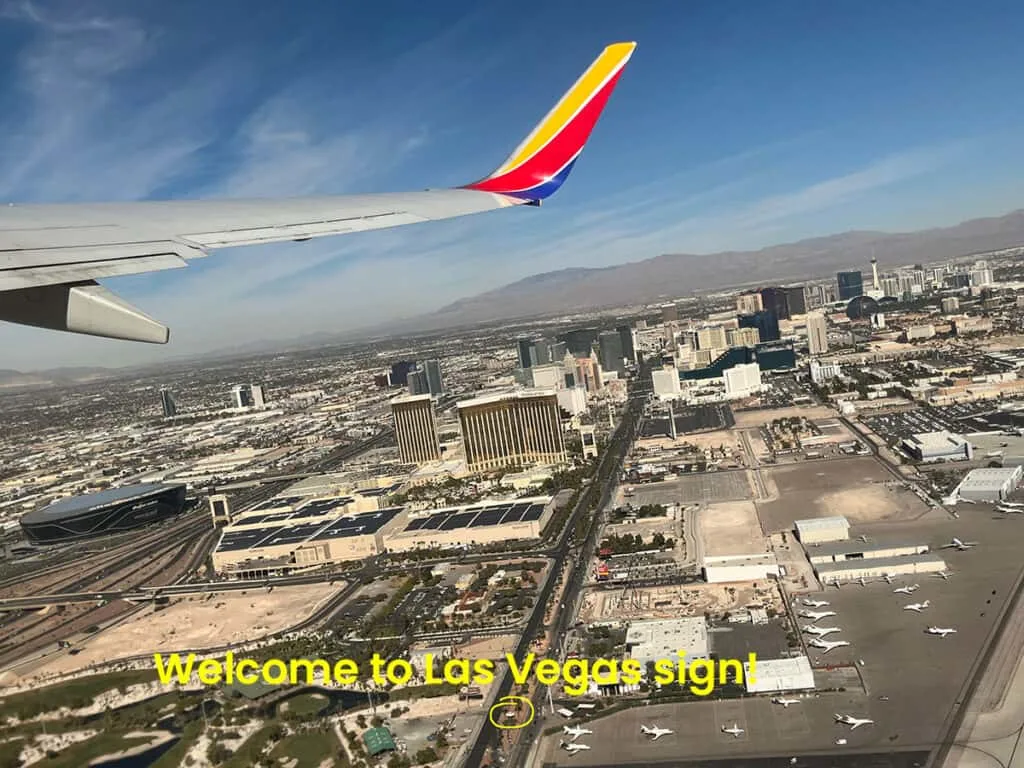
[19,483,188,544]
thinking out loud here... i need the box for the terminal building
[383,496,554,552]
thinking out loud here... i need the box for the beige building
[391,394,441,464]
[696,325,728,351]
[383,496,555,552]
[211,504,405,575]
[726,327,760,347]
[736,293,763,315]
[806,311,828,355]
[457,390,566,472]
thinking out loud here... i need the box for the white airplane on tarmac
[560,742,592,754]
[799,610,837,622]
[893,584,919,595]
[802,598,830,608]
[809,638,850,654]
[855,576,870,587]
[935,571,953,581]
[942,538,977,551]
[772,697,801,707]
[563,725,592,742]
[722,724,745,737]
[640,725,673,741]
[882,573,896,584]
[927,626,957,637]
[803,625,842,637]
[904,600,930,613]
[835,714,874,729]
[857,534,870,543]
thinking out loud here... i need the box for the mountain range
[5,207,1024,383]
[416,207,1024,328]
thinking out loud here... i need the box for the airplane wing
[0,41,636,344]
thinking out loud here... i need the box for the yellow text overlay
[153,651,756,697]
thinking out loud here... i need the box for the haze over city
[7,0,1024,367]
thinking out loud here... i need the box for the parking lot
[861,409,959,446]
[628,473,753,506]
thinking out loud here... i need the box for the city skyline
[7,1,1024,368]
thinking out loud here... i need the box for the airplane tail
[463,42,636,202]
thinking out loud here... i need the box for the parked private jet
[802,598,830,608]
[560,742,592,754]
[882,573,896,584]
[809,638,850,654]
[563,725,592,742]
[722,724,745,737]
[927,626,957,637]
[904,600,930,613]
[803,625,842,637]
[935,571,953,580]
[640,725,673,741]
[855,576,869,587]
[835,714,874,729]
[893,584,919,595]
[772,697,801,707]
[799,610,837,622]
[857,535,870,543]
[942,538,977,551]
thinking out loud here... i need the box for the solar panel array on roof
[399,500,547,533]
[217,526,286,552]
[311,508,402,540]
[252,495,304,511]
[215,508,403,554]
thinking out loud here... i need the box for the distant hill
[0,366,113,389]
[423,208,1024,326]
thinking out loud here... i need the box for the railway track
[0,520,214,663]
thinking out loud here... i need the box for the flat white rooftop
[795,516,849,533]
[626,617,708,664]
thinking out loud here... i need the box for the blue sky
[5,0,1024,369]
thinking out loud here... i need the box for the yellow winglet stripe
[492,42,636,177]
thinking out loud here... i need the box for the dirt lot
[11,584,341,683]
[732,405,838,429]
[700,501,767,558]
[755,456,931,533]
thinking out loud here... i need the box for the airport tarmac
[540,509,1024,766]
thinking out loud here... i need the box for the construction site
[578,580,783,624]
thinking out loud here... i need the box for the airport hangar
[211,495,555,577]
[19,483,188,544]
[804,539,947,583]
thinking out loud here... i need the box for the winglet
[464,42,636,201]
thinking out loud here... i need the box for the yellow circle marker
[489,695,535,730]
